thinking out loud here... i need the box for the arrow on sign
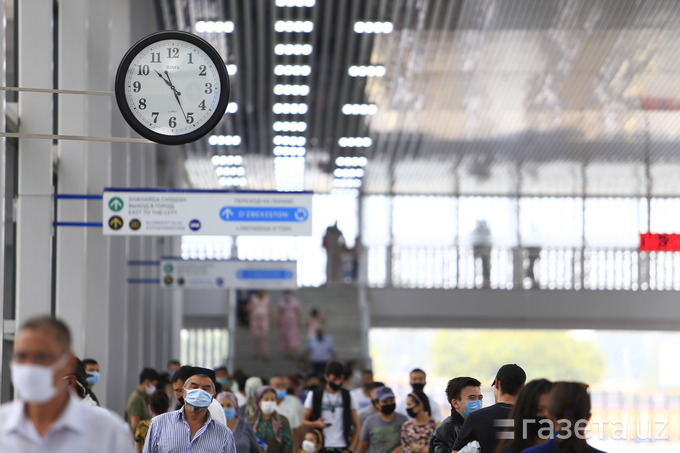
[219,207,235,220]
[108,216,124,230]
[109,197,124,212]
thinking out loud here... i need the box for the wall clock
[115,30,230,145]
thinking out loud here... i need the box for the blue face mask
[275,389,288,400]
[169,370,176,378]
[462,400,483,417]
[223,407,237,421]
[86,371,100,386]
[185,388,213,408]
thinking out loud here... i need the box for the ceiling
[157,0,680,197]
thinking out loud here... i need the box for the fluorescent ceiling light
[354,21,394,34]
[273,84,310,96]
[348,65,386,77]
[342,104,378,115]
[275,21,314,33]
[336,156,368,167]
[195,21,234,33]
[208,135,242,146]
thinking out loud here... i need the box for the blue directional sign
[160,259,298,289]
[219,206,309,222]
[236,269,295,280]
[103,189,312,236]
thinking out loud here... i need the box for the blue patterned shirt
[142,408,236,453]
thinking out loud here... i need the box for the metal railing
[367,245,680,291]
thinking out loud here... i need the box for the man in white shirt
[302,361,360,453]
[271,375,304,448]
[349,369,374,412]
[0,315,133,453]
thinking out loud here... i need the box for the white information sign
[102,189,312,236]
[160,259,297,289]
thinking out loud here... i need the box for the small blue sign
[189,219,202,231]
[215,277,224,287]
[236,269,294,280]
[219,207,309,223]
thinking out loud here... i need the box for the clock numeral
[169,117,177,128]
[133,81,141,93]
[150,52,161,63]
[139,98,147,110]
[188,53,194,64]
[186,113,194,124]
[167,47,180,58]
[137,65,150,76]
[198,100,207,111]
[199,65,207,76]
[205,83,213,94]
[151,112,159,124]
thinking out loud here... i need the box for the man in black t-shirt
[452,364,526,453]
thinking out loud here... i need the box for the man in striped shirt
[143,373,236,453]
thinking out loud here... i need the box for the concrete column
[15,0,54,324]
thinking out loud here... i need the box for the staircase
[232,286,364,378]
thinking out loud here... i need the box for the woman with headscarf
[242,376,264,421]
[217,391,260,453]
[252,386,294,453]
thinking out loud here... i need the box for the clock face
[115,31,230,145]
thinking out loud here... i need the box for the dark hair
[215,366,228,374]
[362,369,373,376]
[149,390,170,415]
[409,390,431,416]
[171,365,194,384]
[71,358,89,398]
[366,382,384,392]
[410,368,426,377]
[550,382,591,453]
[308,428,325,447]
[139,367,159,384]
[445,377,482,405]
[495,379,553,453]
[82,358,98,367]
[325,361,344,378]
[168,359,180,367]
[20,316,71,352]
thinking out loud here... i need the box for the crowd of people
[0,315,607,453]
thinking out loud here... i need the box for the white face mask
[302,440,317,453]
[11,354,69,404]
[145,384,157,396]
[260,400,278,415]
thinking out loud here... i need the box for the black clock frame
[115,30,230,146]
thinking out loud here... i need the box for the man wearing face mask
[428,377,482,453]
[357,386,408,453]
[171,366,228,426]
[143,373,236,453]
[303,361,360,453]
[127,367,161,434]
[452,364,526,453]
[0,316,133,452]
[82,357,101,404]
[398,369,442,423]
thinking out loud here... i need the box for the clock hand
[164,71,188,122]
[155,70,173,88]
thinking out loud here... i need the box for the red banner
[639,233,680,251]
